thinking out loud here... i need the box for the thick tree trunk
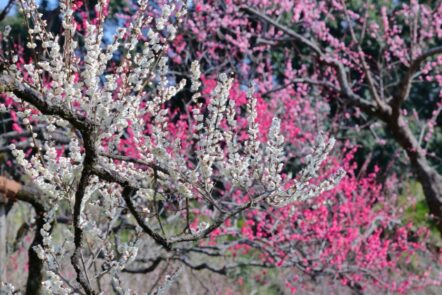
[0,177,45,294]
[412,157,442,233]
[385,115,442,234]
[25,211,44,295]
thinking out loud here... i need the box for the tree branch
[0,176,45,295]
[121,186,171,250]
[70,131,98,295]
[391,46,442,113]
[0,74,94,132]
[123,257,164,274]
[341,1,386,111]
[240,6,322,56]
[240,5,383,116]
[0,0,14,22]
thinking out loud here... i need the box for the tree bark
[384,115,442,234]
[25,207,45,295]
[412,158,442,234]
[0,177,45,294]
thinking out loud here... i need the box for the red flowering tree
[170,0,442,233]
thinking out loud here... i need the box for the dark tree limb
[239,6,322,55]
[123,257,164,274]
[121,186,171,250]
[0,75,94,132]
[70,130,98,295]
[391,46,442,113]
[0,176,45,295]
[124,254,272,276]
[0,0,14,22]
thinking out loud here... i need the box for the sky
[0,0,60,17]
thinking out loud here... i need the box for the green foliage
[401,180,442,245]
[234,264,283,295]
